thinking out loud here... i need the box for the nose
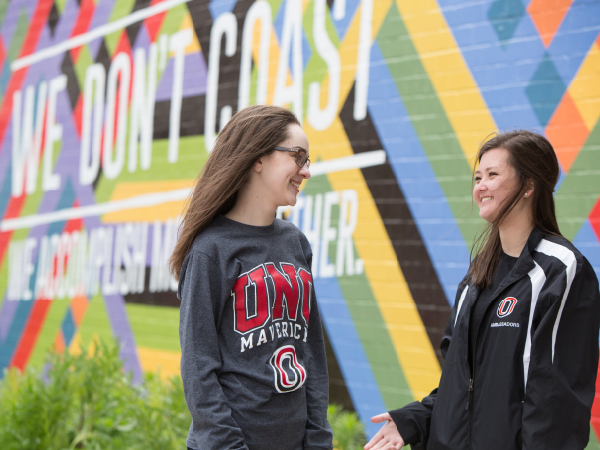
[299,164,311,179]
[474,178,487,192]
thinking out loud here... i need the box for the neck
[499,218,534,257]
[225,187,277,227]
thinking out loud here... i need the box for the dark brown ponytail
[470,130,562,288]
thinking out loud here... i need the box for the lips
[290,180,300,191]
[480,196,493,203]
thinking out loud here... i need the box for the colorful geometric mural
[0,0,599,444]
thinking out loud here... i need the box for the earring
[524,193,528,197]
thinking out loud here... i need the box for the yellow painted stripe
[101,179,194,223]
[569,41,600,132]
[395,0,497,163]
[180,12,202,54]
[304,0,440,399]
[137,346,181,379]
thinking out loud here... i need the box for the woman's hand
[364,413,405,450]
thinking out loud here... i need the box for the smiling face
[256,123,310,209]
[473,147,525,223]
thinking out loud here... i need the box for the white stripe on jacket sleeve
[535,239,577,363]
[455,285,469,327]
[524,261,546,392]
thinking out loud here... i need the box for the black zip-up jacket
[390,228,600,449]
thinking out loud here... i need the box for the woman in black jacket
[365,130,600,450]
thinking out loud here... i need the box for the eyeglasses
[274,146,310,168]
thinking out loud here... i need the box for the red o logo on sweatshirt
[269,345,306,393]
[497,297,518,318]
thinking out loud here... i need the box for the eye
[489,172,498,177]
[475,176,481,182]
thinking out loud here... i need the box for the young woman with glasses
[365,130,600,450]
[169,105,333,450]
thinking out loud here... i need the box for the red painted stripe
[0,0,54,150]
[591,361,600,437]
[0,0,55,264]
[10,201,84,369]
[0,36,6,72]
[10,299,53,370]
[145,0,168,43]
[70,0,96,62]
[72,93,83,137]
[0,193,27,269]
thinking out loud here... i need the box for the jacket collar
[471,227,543,309]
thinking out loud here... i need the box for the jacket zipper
[468,292,484,450]
[467,376,474,449]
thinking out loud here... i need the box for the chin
[479,209,493,223]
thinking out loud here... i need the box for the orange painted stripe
[527,0,574,48]
[545,91,589,173]
[70,295,89,327]
[54,330,66,353]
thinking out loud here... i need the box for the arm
[522,259,600,449]
[179,249,248,450]
[367,280,469,450]
[303,269,334,450]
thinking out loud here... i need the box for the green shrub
[328,404,366,450]
[0,340,365,449]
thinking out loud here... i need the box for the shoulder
[276,218,312,254]
[533,234,598,286]
[188,218,229,259]
[534,234,584,267]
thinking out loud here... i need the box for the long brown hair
[470,130,562,288]
[169,105,300,279]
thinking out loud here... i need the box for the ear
[253,159,263,173]
[524,179,534,198]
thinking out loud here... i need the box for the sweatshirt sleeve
[302,254,334,450]
[178,249,249,450]
[521,257,600,450]
[388,279,468,449]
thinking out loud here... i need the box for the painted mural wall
[0,0,599,443]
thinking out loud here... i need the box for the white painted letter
[80,64,105,186]
[302,194,323,276]
[103,52,131,180]
[169,29,193,162]
[273,0,303,121]
[307,0,340,131]
[42,74,67,191]
[239,0,271,109]
[205,14,237,153]
[11,82,47,197]
[129,44,158,173]
[319,191,339,278]
[336,189,359,276]
[354,0,373,121]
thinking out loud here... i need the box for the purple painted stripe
[2,0,37,48]
[88,0,118,59]
[155,50,207,101]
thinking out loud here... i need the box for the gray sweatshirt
[178,215,333,450]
